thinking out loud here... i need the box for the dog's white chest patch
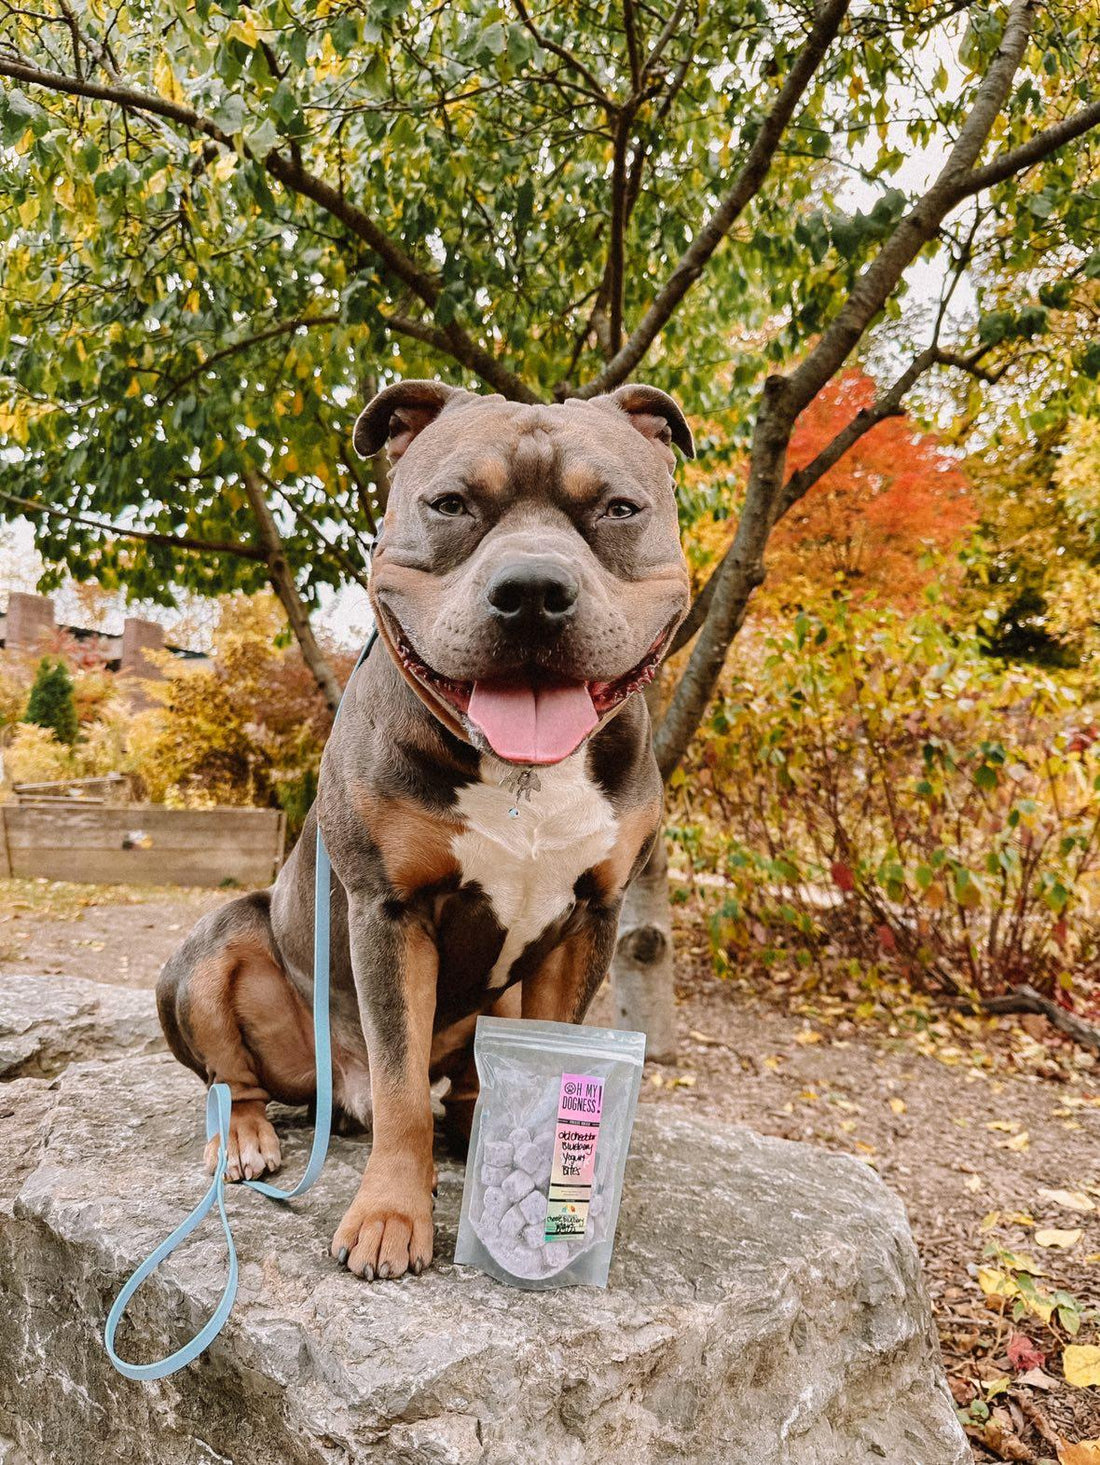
[451,754,618,990]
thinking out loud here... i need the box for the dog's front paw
[203,1098,282,1182]
[331,1161,434,1281]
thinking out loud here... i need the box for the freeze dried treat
[501,1170,535,1205]
[454,1017,646,1289]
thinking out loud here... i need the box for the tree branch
[783,0,1038,414]
[669,337,1004,660]
[261,472,372,594]
[576,0,852,396]
[241,469,343,711]
[980,984,1100,1054]
[510,0,613,106]
[605,111,631,356]
[0,58,539,402]
[638,0,690,87]
[654,0,1046,778]
[955,98,1100,200]
[0,488,268,561]
[776,346,939,520]
[157,314,342,402]
[622,0,643,95]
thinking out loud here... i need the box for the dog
[156,379,694,1281]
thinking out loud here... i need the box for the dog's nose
[485,559,579,633]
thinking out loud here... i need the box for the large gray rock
[0,972,164,1079]
[0,1053,967,1465]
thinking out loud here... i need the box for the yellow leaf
[1065,1346,1100,1388]
[987,1119,1019,1132]
[1036,1228,1083,1249]
[980,1209,1001,1232]
[226,6,260,46]
[1005,1130,1031,1151]
[212,153,237,183]
[978,1267,1018,1300]
[793,1029,822,1045]
[1039,1188,1095,1213]
[1058,1441,1100,1465]
[964,1173,983,1193]
[888,1097,907,1115]
[153,53,183,105]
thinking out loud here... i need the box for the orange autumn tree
[764,369,975,608]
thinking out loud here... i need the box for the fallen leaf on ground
[1036,1228,1083,1249]
[1007,1333,1047,1372]
[1064,1346,1100,1388]
[793,1029,822,1045]
[987,1120,1019,1132]
[1016,1367,1057,1390]
[888,1097,907,1115]
[1058,1441,1100,1465]
[1005,1130,1031,1152]
[964,1173,983,1192]
[1039,1188,1095,1213]
[687,1029,724,1047]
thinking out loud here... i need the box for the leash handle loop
[104,1084,238,1381]
[103,632,373,1381]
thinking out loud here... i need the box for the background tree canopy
[0,0,1098,736]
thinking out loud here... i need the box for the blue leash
[104,629,376,1381]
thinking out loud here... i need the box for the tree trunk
[611,829,677,1060]
[241,469,343,713]
[611,676,678,1058]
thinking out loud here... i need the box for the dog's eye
[603,499,641,520]
[430,494,468,517]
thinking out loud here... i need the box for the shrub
[129,594,352,836]
[673,596,1100,1004]
[24,657,78,745]
[4,722,72,785]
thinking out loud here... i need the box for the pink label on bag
[544,1074,604,1240]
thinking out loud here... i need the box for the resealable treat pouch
[454,1016,646,1289]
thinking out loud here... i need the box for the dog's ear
[353,380,469,461]
[596,383,695,461]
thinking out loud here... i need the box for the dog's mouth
[392,630,671,765]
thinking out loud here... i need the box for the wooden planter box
[0,803,286,889]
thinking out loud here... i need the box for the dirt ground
[3,874,1098,1461]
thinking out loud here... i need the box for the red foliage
[1005,1333,1046,1373]
[830,860,855,893]
[768,369,975,607]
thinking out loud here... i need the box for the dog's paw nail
[363,1265,375,1282]
[378,1263,391,1279]
[337,1247,349,1266]
[411,1258,424,1276]
[432,1185,439,1197]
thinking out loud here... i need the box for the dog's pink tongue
[468,679,598,764]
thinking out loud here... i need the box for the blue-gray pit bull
[156,379,694,1281]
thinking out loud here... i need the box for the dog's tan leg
[521,916,619,1024]
[158,900,315,1183]
[434,986,521,1153]
[331,917,437,1280]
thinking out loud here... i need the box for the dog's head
[354,380,693,766]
